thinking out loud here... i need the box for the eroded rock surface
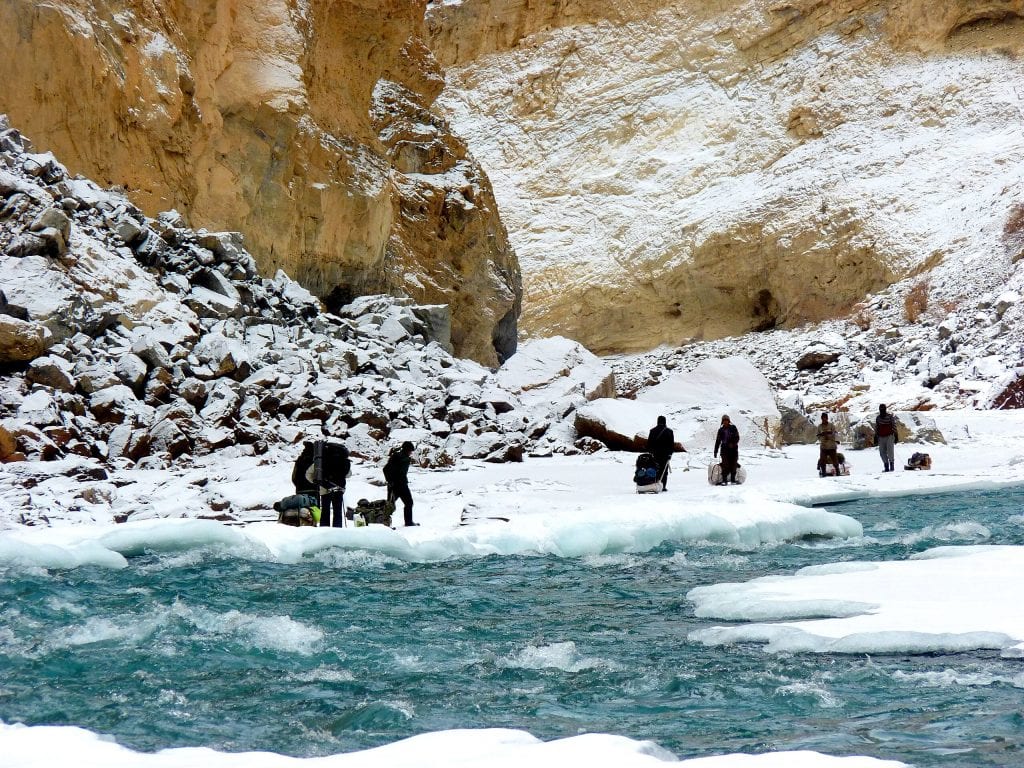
[0,0,520,365]
[431,0,1024,353]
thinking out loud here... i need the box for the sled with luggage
[817,452,852,477]
[347,498,396,527]
[634,452,666,493]
[707,462,748,486]
[904,452,932,470]
[273,493,321,527]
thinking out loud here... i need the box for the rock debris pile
[0,117,603,483]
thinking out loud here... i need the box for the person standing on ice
[646,415,676,491]
[713,415,740,484]
[874,403,899,472]
[816,413,841,477]
[384,441,418,527]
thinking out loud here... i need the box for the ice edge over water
[0,500,862,570]
[688,545,1024,657]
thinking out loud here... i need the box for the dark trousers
[320,489,345,527]
[388,483,414,526]
[720,447,738,483]
[819,448,840,476]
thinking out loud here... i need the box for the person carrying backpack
[875,404,899,473]
[291,438,351,527]
[319,440,351,527]
[384,441,417,527]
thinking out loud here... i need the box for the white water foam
[891,668,1024,689]
[898,521,991,545]
[38,599,323,656]
[503,641,621,673]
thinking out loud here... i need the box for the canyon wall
[429,0,1024,353]
[0,0,520,365]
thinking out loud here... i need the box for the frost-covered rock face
[0,1,520,366]
[0,122,602,510]
[431,0,1024,355]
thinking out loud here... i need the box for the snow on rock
[495,336,616,404]
[0,123,606,527]
[577,356,779,451]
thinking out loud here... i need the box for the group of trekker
[643,413,741,489]
[646,402,902,490]
[816,403,899,476]
[289,405,902,526]
[290,438,418,528]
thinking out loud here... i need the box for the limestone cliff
[430,0,1024,353]
[0,0,521,366]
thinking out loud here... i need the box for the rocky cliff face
[430,0,1024,353]
[0,0,521,366]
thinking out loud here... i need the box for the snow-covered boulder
[496,336,615,407]
[578,356,780,452]
[0,315,52,362]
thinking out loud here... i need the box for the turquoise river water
[2,486,1024,765]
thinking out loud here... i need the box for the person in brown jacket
[816,413,841,477]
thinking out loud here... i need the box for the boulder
[177,377,208,406]
[0,315,52,362]
[131,335,173,370]
[796,349,841,370]
[26,354,76,391]
[200,379,241,425]
[106,424,153,461]
[7,422,60,460]
[29,206,71,242]
[6,232,51,258]
[90,384,150,425]
[185,286,243,319]
[194,332,249,377]
[0,289,29,321]
[147,416,192,458]
[635,356,780,449]
[75,362,120,394]
[409,304,453,351]
[0,423,18,459]
[495,336,615,409]
[195,267,242,302]
[115,216,147,246]
[778,405,819,445]
[18,390,61,426]
[116,353,149,393]
[144,368,174,403]
[574,399,662,451]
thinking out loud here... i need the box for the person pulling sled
[645,415,676,492]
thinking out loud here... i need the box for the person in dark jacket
[713,415,740,485]
[291,439,351,527]
[646,416,676,492]
[874,403,899,473]
[384,441,417,527]
[319,441,351,527]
